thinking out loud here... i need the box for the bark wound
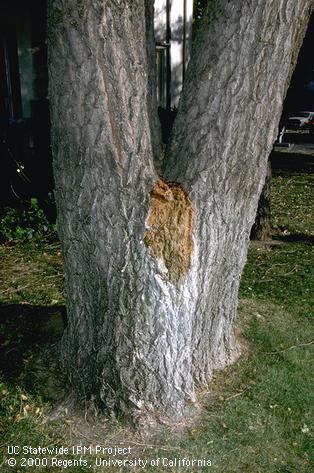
[144,180,194,283]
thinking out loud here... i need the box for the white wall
[154,0,193,107]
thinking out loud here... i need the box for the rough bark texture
[251,160,272,240]
[163,0,313,384]
[48,0,313,423]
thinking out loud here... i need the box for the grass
[0,241,64,307]
[270,173,314,236]
[0,172,313,472]
[240,243,313,318]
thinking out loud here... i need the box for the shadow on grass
[271,151,314,173]
[272,233,314,244]
[0,303,67,400]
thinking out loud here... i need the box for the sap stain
[144,180,194,283]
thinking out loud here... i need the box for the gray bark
[163,0,312,384]
[48,0,313,424]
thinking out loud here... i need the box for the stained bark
[48,0,313,423]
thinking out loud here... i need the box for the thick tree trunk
[250,160,272,240]
[163,0,312,384]
[48,0,313,423]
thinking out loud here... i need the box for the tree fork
[48,0,313,423]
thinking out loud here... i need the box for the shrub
[0,199,55,242]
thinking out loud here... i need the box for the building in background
[154,0,193,110]
[0,0,52,211]
[0,0,47,123]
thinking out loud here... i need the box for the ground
[0,159,313,472]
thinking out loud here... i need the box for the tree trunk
[48,0,312,424]
[250,160,272,240]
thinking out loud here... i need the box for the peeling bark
[48,0,313,423]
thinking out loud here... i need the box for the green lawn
[0,172,313,472]
[271,173,314,236]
